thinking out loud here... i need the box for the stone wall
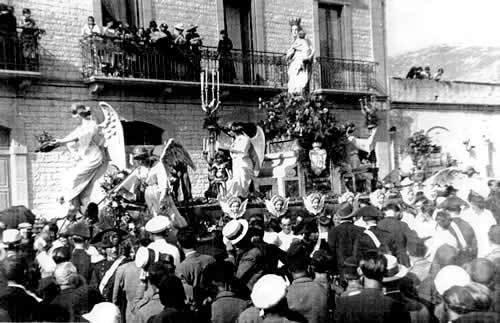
[390,78,500,178]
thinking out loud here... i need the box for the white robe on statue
[227,134,254,198]
[65,119,107,207]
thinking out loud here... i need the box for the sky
[387,0,500,56]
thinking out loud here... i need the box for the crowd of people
[0,5,43,70]
[81,16,236,82]
[1,166,500,322]
[406,66,444,81]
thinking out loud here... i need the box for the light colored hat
[18,222,32,230]
[145,215,172,234]
[174,23,184,31]
[134,247,171,269]
[434,265,471,295]
[54,261,77,286]
[382,254,408,282]
[400,177,414,187]
[251,274,287,310]
[2,229,22,244]
[222,219,249,245]
[83,302,122,323]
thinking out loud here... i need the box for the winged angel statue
[54,102,126,216]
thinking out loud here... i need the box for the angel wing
[265,199,277,216]
[237,199,248,218]
[93,102,126,170]
[160,138,196,173]
[248,126,266,176]
[280,198,290,216]
[303,196,314,215]
[219,198,231,215]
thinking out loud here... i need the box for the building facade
[390,78,500,178]
[0,0,388,216]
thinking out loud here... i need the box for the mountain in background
[389,45,500,83]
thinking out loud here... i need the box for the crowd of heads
[0,171,500,322]
[406,66,445,81]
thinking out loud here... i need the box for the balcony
[80,36,287,94]
[0,29,41,82]
[312,57,377,95]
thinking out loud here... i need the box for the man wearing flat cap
[353,206,401,261]
[146,215,181,267]
[328,202,364,275]
[68,221,92,282]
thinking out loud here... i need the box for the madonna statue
[286,18,314,95]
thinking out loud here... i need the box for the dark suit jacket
[71,248,92,283]
[328,221,364,274]
[211,291,250,323]
[236,247,266,291]
[286,277,328,323]
[353,226,400,260]
[377,217,420,266]
[50,285,103,322]
[0,286,39,322]
[175,251,215,303]
[450,217,478,264]
[334,288,411,323]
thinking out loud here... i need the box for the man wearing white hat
[146,215,181,267]
[239,274,301,323]
[83,302,121,323]
[223,219,266,290]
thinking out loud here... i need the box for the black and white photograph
[0,0,499,322]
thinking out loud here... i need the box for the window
[102,0,141,27]
[0,126,10,147]
[121,121,163,146]
[223,0,253,52]
[319,4,344,58]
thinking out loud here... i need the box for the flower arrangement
[258,93,349,167]
[405,130,441,165]
[35,131,60,152]
[101,170,130,223]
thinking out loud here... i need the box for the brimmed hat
[145,216,172,234]
[185,24,198,32]
[468,191,486,207]
[336,202,354,220]
[382,254,408,282]
[17,222,32,230]
[68,221,90,239]
[82,302,121,323]
[354,206,381,221]
[222,219,249,245]
[438,196,467,212]
[135,246,172,270]
[400,177,414,187]
[2,229,21,245]
[251,274,287,310]
[90,228,128,247]
[132,147,150,160]
[174,23,184,31]
[434,265,471,295]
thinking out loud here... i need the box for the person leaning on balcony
[82,16,101,38]
[217,30,236,83]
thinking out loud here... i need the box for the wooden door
[0,156,10,210]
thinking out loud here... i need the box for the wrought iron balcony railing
[80,36,287,88]
[80,36,377,93]
[312,57,377,93]
[0,28,42,73]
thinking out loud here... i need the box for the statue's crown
[289,17,301,27]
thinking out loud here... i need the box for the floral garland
[405,130,441,165]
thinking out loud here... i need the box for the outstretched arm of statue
[55,132,79,145]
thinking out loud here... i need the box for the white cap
[82,302,121,323]
[434,265,471,295]
[2,229,21,244]
[251,274,287,310]
[145,216,172,234]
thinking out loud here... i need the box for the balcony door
[319,4,344,58]
[0,156,9,210]
[224,0,253,83]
